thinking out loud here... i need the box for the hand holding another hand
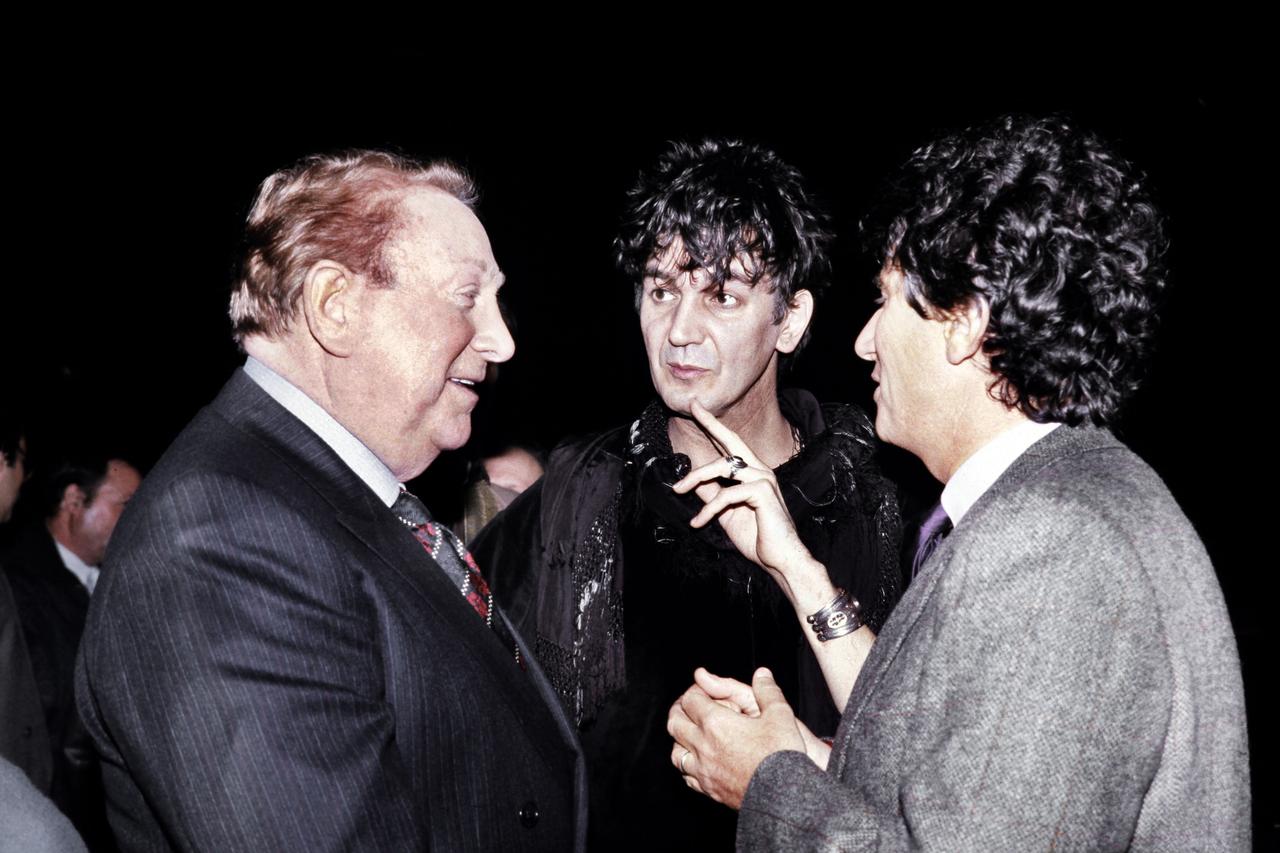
[666,667,818,810]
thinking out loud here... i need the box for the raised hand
[672,400,824,602]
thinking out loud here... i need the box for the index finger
[689,400,766,469]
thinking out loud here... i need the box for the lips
[667,362,710,381]
[448,377,482,394]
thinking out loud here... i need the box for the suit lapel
[333,494,581,774]
[209,370,580,769]
[833,425,1120,774]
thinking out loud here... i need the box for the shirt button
[518,800,539,828]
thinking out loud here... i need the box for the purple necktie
[911,501,952,579]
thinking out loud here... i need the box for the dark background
[9,66,1270,842]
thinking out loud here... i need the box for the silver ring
[725,455,747,479]
[679,749,692,774]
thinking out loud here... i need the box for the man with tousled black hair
[472,139,901,849]
[667,116,1250,851]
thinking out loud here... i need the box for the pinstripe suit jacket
[737,425,1249,851]
[75,371,587,852]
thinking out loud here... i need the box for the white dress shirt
[941,419,1061,526]
[243,357,402,508]
[54,539,99,595]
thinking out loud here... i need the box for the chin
[654,387,696,415]
[433,422,473,453]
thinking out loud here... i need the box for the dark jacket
[76,370,587,852]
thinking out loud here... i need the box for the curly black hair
[616,139,832,344]
[866,115,1168,426]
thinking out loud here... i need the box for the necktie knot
[391,489,430,527]
[911,501,953,580]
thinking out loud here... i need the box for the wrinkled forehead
[385,188,502,284]
[643,235,763,287]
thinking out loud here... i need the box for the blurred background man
[4,452,139,851]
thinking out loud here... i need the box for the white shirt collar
[53,539,99,595]
[941,420,1061,525]
[242,357,402,507]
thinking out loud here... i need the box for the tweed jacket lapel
[832,424,1120,774]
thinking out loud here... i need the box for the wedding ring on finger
[725,455,747,479]
[679,749,693,774]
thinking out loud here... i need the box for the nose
[474,300,516,364]
[667,290,704,348]
[854,307,880,363]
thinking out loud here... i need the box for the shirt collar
[54,539,100,594]
[242,357,402,507]
[941,419,1061,525]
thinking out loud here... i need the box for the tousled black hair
[866,114,1168,426]
[616,139,831,350]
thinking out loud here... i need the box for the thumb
[751,667,787,709]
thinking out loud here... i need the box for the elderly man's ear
[302,261,363,357]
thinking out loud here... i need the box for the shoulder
[538,424,629,515]
[818,400,877,442]
[98,399,387,622]
[544,424,629,479]
[978,427,1188,543]
[942,427,1203,619]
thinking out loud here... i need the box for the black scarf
[537,390,900,725]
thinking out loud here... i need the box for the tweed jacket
[75,370,586,852]
[737,425,1250,851]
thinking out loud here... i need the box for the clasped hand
[667,667,831,810]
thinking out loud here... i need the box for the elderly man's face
[640,239,797,420]
[346,189,514,480]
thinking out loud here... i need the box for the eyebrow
[641,267,756,292]
[449,256,504,289]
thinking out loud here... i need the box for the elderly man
[472,139,901,848]
[75,152,586,851]
[668,116,1250,850]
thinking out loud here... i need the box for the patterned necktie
[391,489,523,668]
[911,501,953,580]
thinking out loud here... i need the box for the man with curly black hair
[667,116,1250,850]
[472,139,902,849]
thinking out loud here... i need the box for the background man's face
[854,265,951,458]
[0,439,26,523]
[640,239,787,419]
[343,189,515,480]
[74,460,141,565]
